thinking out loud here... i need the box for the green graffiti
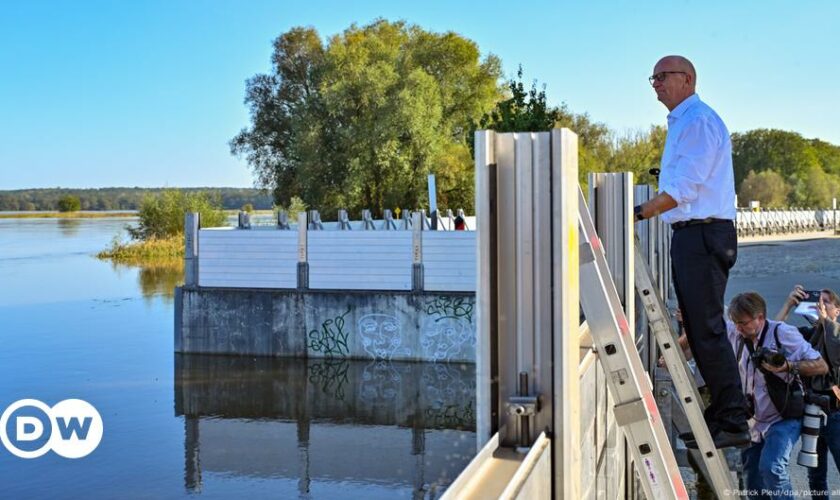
[424,296,474,323]
[308,306,352,358]
[424,400,475,429]
[308,359,350,400]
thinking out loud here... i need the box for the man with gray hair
[727,292,827,499]
[633,56,748,447]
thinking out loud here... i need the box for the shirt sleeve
[659,117,722,204]
[725,319,741,356]
[775,322,822,361]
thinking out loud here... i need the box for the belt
[670,218,732,231]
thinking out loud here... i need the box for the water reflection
[175,355,476,498]
[56,218,82,236]
[108,259,183,303]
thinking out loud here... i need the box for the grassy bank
[0,211,136,219]
[97,235,183,263]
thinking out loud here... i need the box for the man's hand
[761,361,789,374]
[816,300,827,321]
[776,284,807,321]
[633,192,678,223]
[786,284,807,307]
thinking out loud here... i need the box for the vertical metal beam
[589,173,635,334]
[495,132,518,446]
[532,132,553,437]
[551,128,580,500]
[412,211,424,291]
[475,130,496,449]
[297,212,308,289]
[515,133,535,434]
[184,212,199,287]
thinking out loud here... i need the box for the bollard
[277,211,290,230]
[382,209,397,230]
[362,209,376,230]
[308,210,323,230]
[401,209,412,230]
[238,211,251,229]
[338,209,352,230]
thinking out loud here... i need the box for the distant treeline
[0,188,274,211]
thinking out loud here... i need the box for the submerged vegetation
[97,235,184,261]
[98,190,226,263]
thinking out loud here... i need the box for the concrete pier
[175,287,476,363]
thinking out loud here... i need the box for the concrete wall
[175,287,476,363]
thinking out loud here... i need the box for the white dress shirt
[658,94,737,224]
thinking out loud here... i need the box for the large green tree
[231,20,502,216]
[739,169,790,207]
[731,129,821,187]
[732,129,840,207]
[57,195,81,212]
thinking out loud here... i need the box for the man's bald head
[652,55,697,110]
[657,55,696,83]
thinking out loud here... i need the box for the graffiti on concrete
[424,296,474,323]
[308,359,350,400]
[309,306,351,358]
[420,315,474,362]
[422,363,475,429]
[360,360,403,402]
[425,400,475,429]
[358,313,411,360]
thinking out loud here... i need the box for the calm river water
[0,218,475,499]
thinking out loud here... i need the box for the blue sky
[1,0,837,190]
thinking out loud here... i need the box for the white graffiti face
[358,314,406,360]
[421,317,473,362]
[360,361,402,401]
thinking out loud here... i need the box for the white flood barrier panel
[198,229,297,288]
[308,231,412,290]
[422,231,476,292]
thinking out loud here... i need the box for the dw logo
[0,399,104,459]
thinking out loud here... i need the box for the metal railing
[736,207,837,237]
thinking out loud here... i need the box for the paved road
[727,237,840,496]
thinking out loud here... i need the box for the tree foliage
[477,66,560,132]
[0,188,273,212]
[732,129,840,207]
[56,195,81,212]
[231,20,503,216]
[739,170,790,207]
[127,190,226,241]
[477,69,665,187]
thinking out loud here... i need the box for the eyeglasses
[648,71,687,85]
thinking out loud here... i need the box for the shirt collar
[667,93,700,122]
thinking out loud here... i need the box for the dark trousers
[671,220,749,433]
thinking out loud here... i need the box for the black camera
[751,347,787,368]
[805,392,831,411]
[804,290,822,302]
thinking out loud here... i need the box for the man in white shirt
[633,55,749,447]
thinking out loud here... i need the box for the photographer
[777,285,840,498]
[727,292,828,499]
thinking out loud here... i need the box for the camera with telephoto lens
[751,347,787,368]
[798,392,831,468]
